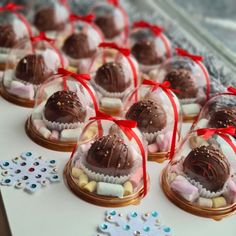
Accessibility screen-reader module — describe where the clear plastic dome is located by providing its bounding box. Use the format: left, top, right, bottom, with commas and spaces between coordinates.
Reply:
192, 87, 236, 133
156, 48, 210, 122
89, 0, 129, 45
0, 4, 32, 70
89, 42, 139, 116
64, 114, 148, 207
61, 14, 104, 74
25, 68, 98, 151
32, 0, 71, 42
124, 79, 182, 162
1, 34, 64, 107
129, 20, 171, 73
161, 128, 236, 220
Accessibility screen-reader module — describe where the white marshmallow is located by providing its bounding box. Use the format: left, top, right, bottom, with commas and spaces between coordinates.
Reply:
60, 127, 82, 141
101, 97, 122, 109
3, 70, 13, 87
182, 103, 201, 115
39, 127, 51, 139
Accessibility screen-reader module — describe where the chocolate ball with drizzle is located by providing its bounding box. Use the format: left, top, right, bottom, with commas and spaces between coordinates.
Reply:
183, 145, 230, 192
0, 24, 17, 48
44, 90, 86, 124
86, 134, 134, 177
126, 99, 167, 134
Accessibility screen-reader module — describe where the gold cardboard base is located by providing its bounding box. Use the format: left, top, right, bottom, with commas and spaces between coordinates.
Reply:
148, 151, 169, 163
183, 114, 197, 123
0, 82, 34, 108
25, 117, 76, 152
100, 106, 121, 117
161, 167, 236, 220
64, 162, 149, 207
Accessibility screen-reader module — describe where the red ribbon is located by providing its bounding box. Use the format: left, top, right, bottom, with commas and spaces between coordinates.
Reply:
31, 32, 55, 44
0, 3, 23, 12
228, 86, 236, 95
89, 110, 147, 196
142, 79, 179, 160
99, 42, 130, 56
133, 20, 163, 36
197, 127, 236, 152
107, 0, 119, 7
176, 48, 203, 62
69, 14, 95, 23
56, 68, 99, 112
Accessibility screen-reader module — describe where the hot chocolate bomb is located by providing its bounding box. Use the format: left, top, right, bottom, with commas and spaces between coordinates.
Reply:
86, 134, 134, 177
183, 145, 230, 192
0, 24, 17, 48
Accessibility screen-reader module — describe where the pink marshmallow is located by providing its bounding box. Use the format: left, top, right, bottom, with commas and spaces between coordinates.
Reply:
224, 179, 236, 204
171, 175, 199, 202
50, 130, 59, 140
33, 119, 45, 131
148, 143, 159, 153
130, 167, 143, 187
156, 132, 172, 152
9, 81, 34, 100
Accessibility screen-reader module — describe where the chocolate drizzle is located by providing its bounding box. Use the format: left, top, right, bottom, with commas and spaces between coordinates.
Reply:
94, 62, 130, 93
183, 145, 230, 192
126, 99, 167, 133
0, 24, 17, 48
208, 107, 236, 130
164, 69, 198, 99
86, 134, 134, 177
131, 40, 162, 65
44, 90, 86, 123
15, 54, 51, 85
62, 33, 96, 59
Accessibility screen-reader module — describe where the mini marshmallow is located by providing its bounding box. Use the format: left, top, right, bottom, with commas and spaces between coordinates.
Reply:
38, 127, 51, 139
168, 172, 177, 183
0, 53, 8, 63
83, 181, 97, 193
32, 119, 45, 131
130, 167, 143, 187
123, 181, 133, 196
101, 97, 122, 109
212, 197, 227, 208
171, 175, 199, 202
195, 118, 209, 129
97, 182, 124, 198
60, 127, 82, 141
50, 130, 59, 140
197, 197, 213, 208
78, 173, 89, 188
72, 167, 83, 179
156, 132, 172, 152
224, 179, 236, 204
148, 69, 158, 81
182, 103, 201, 115
3, 69, 13, 87
9, 81, 34, 100
148, 143, 158, 153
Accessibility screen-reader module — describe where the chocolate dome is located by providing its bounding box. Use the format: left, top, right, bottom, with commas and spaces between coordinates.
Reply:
208, 107, 236, 130
44, 90, 86, 124
183, 145, 230, 192
15, 54, 51, 85
126, 99, 167, 134
33, 7, 65, 32
86, 134, 134, 176
62, 33, 96, 59
95, 15, 122, 39
131, 40, 162, 65
164, 69, 198, 99
94, 62, 130, 93
0, 24, 17, 48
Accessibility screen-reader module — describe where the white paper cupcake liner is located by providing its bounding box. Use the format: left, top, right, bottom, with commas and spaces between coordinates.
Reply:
91, 79, 130, 99
186, 176, 228, 198
42, 111, 84, 131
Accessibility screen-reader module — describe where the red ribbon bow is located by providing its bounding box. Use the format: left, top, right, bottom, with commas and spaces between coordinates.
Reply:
107, 0, 119, 7
133, 20, 163, 36
69, 14, 95, 23
56, 68, 99, 112
176, 48, 203, 62
31, 32, 55, 44
89, 110, 147, 196
197, 127, 236, 152
142, 79, 179, 160
228, 86, 236, 95
0, 3, 23, 12
99, 42, 130, 56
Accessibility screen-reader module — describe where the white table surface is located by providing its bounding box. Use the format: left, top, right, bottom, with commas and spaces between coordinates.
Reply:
0, 96, 236, 236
